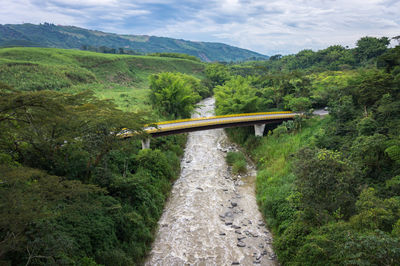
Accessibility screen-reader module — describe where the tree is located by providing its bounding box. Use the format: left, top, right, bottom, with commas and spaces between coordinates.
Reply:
204, 63, 231, 88
0, 89, 146, 182
350, 69, 394, 110
214, 76, 265, 115
294, 148, 360, 224
0, 165, 103, 263
283, 95, 311, 113
149, 72, 201, 119
355, 36, 390, 62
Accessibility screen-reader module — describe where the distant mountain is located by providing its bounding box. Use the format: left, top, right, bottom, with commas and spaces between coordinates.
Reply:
0, 23, 268, 62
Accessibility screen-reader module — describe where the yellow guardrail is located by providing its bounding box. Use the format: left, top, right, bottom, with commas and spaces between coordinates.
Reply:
119, 112, 297, 138
153, 111, 294, 126
145, 113, 296, 134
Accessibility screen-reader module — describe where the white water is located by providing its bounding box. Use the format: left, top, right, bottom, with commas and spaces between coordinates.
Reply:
146, 98, 277, 265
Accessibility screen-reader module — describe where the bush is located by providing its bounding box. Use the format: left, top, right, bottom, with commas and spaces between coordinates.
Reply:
226, 151, 246, 165
226, 151, 247, 174
232, 159, 247, 174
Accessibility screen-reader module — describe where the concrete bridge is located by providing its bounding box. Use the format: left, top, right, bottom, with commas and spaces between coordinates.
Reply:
121, 111, 298, 149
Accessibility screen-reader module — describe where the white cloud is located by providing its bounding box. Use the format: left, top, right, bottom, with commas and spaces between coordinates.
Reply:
0, 0, 398, 55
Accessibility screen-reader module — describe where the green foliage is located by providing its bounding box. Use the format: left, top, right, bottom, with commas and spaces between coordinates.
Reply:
349, 69, 394, 109
294, 148, 359, 224
204, 63, 231, 88
0, 165, 106, 264
284, 95, 311, 112
0, 47, 205, 112
378, 45, 400, 72
214, 76, 267, 115
0, 87, 186, 264
149, 72, 201, 119
232, 160, 247, 174
215, 36, 400, 265
226, 151, 247, 174
350, 188, 400, 233
355, 36, 390, 62
148, 52, 201, 62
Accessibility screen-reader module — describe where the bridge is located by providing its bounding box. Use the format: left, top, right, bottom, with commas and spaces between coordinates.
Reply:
121, 111, 298, 149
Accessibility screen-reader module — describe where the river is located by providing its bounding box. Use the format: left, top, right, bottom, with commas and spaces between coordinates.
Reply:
145, 98, 277, 265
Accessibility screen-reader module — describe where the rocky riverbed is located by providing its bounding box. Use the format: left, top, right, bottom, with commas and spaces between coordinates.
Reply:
145, 98, 277, 265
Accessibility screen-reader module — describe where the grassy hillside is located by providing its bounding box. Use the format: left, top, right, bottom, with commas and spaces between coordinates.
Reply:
0, 23, 268, 62
0, 47, 205, 112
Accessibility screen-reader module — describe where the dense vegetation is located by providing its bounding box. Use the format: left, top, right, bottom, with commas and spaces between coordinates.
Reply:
0, 23, 268, 62
1, 34, 400, 265
213, 37, 400, 264
0, 47, 206, 264
149, 71, 214, 119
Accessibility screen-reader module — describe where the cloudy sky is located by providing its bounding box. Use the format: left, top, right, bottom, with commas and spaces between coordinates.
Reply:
0, 0, 399, 55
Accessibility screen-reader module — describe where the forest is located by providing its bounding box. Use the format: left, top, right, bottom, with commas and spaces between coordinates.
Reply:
213, 36, 400, 265
1, 35, 400, 265
0, 49, 207, 265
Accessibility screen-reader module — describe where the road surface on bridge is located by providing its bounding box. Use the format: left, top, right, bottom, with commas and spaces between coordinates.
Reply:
144, 111, 297, 135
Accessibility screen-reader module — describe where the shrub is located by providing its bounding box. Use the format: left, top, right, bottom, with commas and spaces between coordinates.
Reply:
232, 159, 247, 174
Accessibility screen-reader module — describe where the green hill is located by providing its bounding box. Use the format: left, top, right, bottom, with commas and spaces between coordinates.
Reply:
0, 47, 205, 112
0, 23, 268, 62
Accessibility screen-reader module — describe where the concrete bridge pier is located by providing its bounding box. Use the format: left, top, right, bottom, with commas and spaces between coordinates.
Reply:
141, 138, 151, 149
254, 124, 266, 137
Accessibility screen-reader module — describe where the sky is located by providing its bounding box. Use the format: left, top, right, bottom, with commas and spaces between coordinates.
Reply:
0, 0, 399, 55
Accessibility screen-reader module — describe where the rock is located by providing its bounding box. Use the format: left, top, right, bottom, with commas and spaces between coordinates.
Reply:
219, 232, 226, 236
232, 262, 240, 265
231, 202, 238, 207
161, 224, 168, 227
232, 225, 241, 229
256, 254, 262, 260
237, 241, 246, 247
225, 211, 234, 218
262, 250, 268, 255
223, 188, 228, 192
258, 244, 264, 249
244, 231, 258, 237
237, 236, 246, 241
235, 230, 241, 234
196, 187, 203, 191
253, 260, 261, 264
225, 221, 233, 226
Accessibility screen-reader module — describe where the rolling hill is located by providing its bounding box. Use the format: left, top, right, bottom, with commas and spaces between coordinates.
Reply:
0, 23, 268, 62
0, 47, 205, 112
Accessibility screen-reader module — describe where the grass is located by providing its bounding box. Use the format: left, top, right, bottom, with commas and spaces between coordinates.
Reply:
0, 47, 205, 112
226, 151, 247, 174
249, 117, 329, 231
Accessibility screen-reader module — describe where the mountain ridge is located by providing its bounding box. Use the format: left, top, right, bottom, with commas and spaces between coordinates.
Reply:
0, 23, 268, 62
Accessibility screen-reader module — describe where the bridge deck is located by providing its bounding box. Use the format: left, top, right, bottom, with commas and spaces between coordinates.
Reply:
146, 111, 296, 135
119, 111, 297, 138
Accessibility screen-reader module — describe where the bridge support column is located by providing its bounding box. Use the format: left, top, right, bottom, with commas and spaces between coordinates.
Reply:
141, 138, 151, 149
254, 124, 266, 137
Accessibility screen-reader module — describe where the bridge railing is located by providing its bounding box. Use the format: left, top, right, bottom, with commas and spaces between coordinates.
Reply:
154, 111, 294, 126
145, 112, 296, 134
